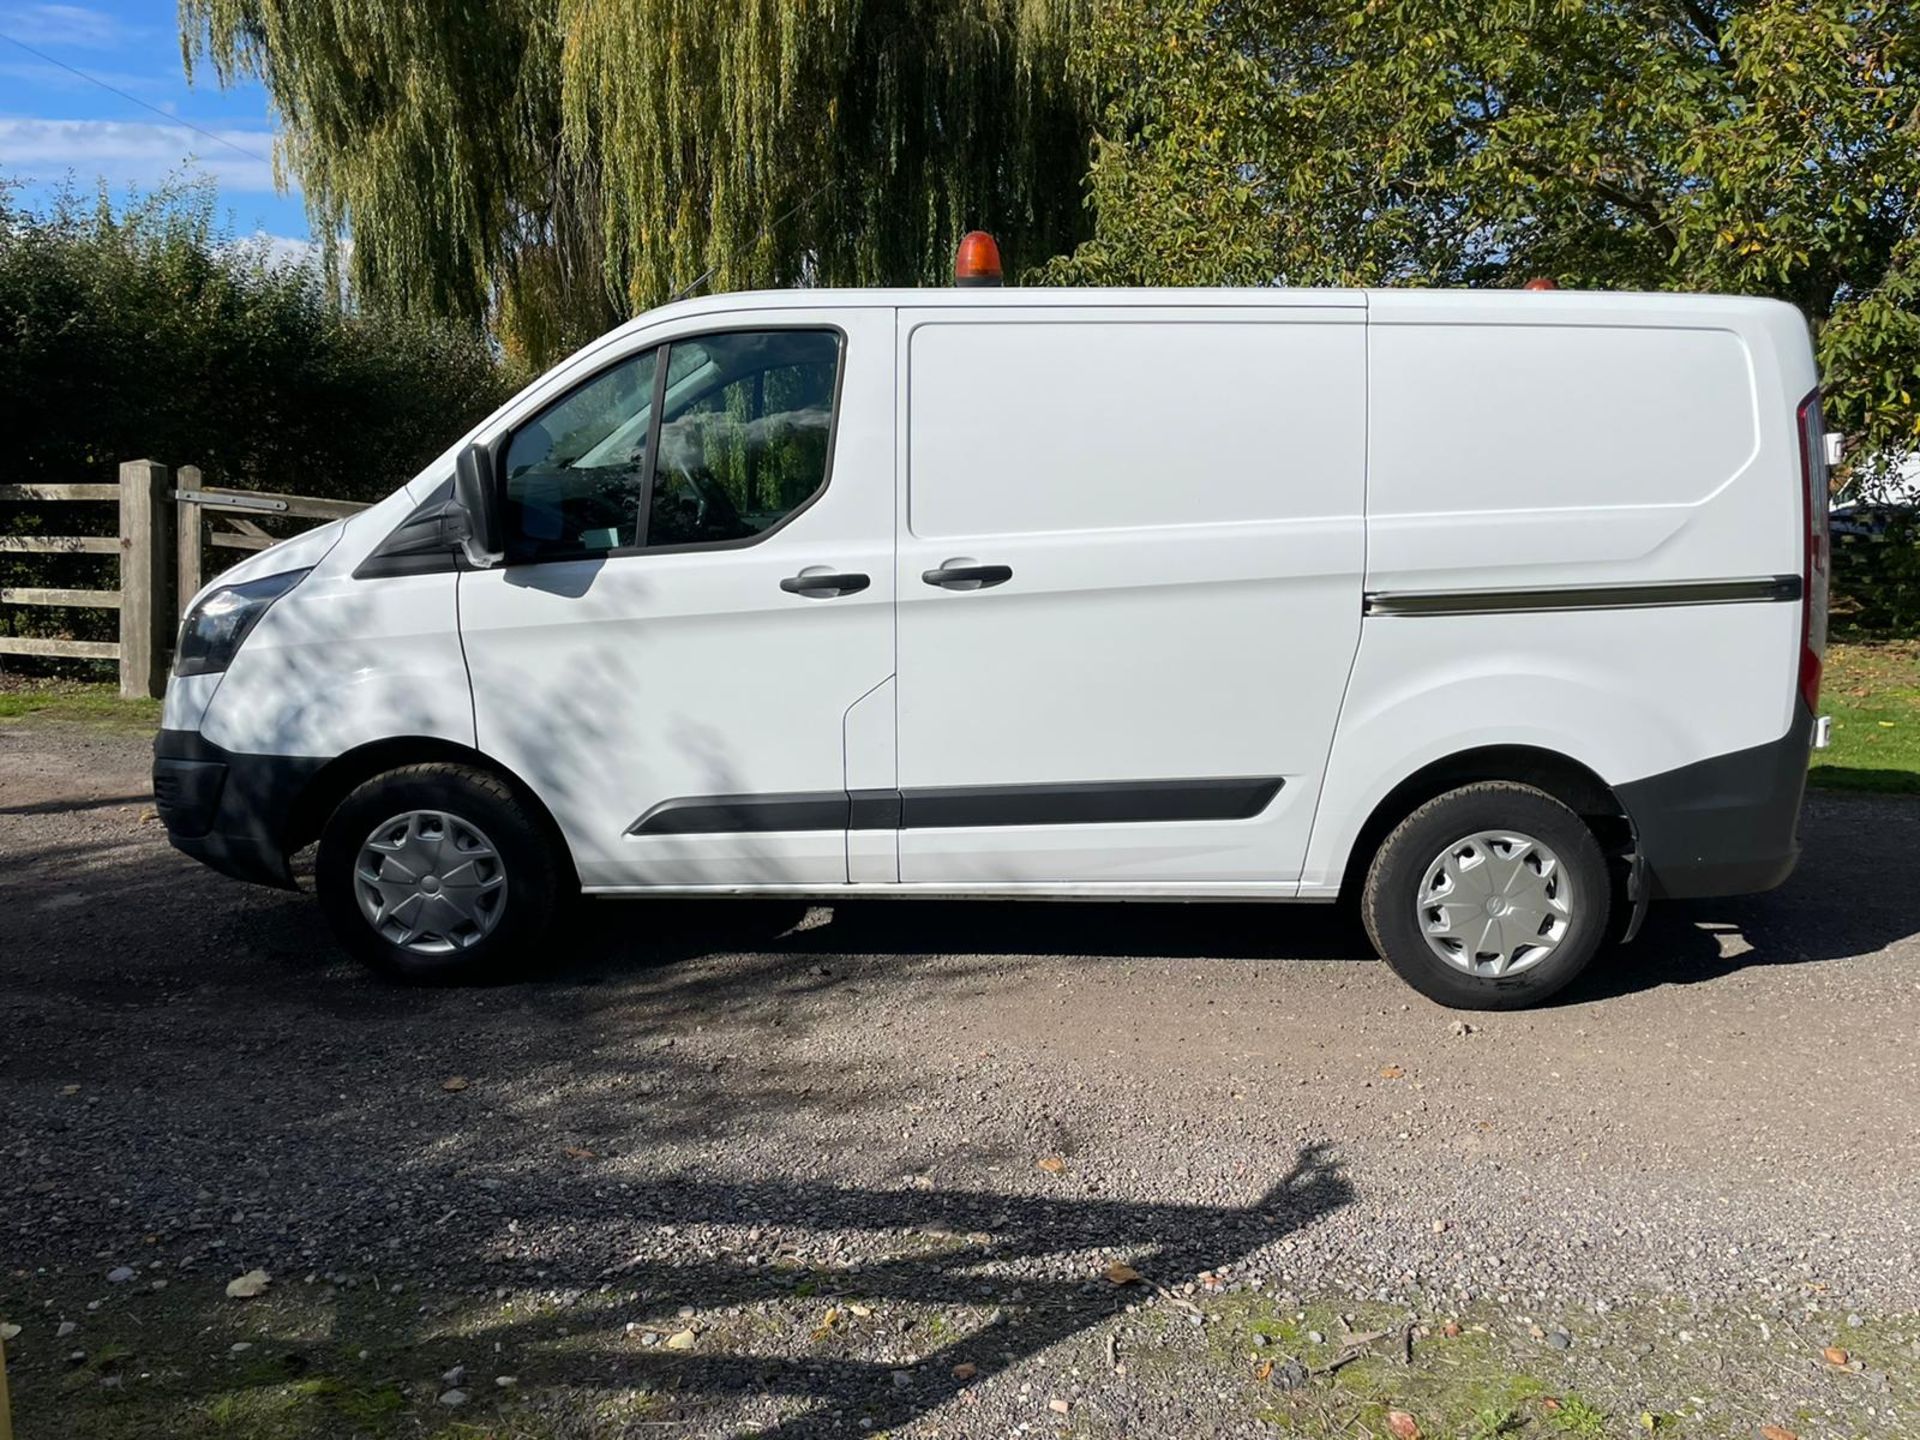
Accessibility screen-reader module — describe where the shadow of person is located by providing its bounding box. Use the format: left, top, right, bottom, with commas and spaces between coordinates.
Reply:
596, 1146, 1354, 1436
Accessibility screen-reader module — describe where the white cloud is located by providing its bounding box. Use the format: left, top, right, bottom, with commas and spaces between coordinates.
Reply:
247, 231, 323, 269
0, 3, 124, 48
0, 116, 283, 194
226, 230, 351, 272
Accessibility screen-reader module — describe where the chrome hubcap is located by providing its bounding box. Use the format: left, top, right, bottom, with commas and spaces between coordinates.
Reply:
354, 810, 507, 954
1417, 830, 1573, 977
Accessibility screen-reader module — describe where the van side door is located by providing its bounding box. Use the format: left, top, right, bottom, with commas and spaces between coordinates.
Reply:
457, 307, 895, 890
891, 303, 1366, 890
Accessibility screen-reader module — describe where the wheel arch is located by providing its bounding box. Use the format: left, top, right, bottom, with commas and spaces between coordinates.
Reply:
285, 736, 579, 889
1334, 744, 1634, 903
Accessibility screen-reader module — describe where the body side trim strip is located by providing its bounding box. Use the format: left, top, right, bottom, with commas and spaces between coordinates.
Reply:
1363, 574, 1801, 618
627, 776, 1285, 837
628, 791, 849, 836
899, 775, 1282, 829
848, 788, 903, 831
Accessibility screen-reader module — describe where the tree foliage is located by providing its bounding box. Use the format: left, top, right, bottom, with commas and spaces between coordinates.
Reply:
1046, 0, 1920, 478
0, 184, 516, 499
181, 0, 1092, 365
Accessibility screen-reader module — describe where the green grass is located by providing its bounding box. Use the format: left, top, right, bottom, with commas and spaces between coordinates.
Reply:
1812, 638, 1920, 794
1192, 1295, 1917, 1440
203, 1376, 408, 1436
0, 679, 161, 727
1466, 1406, 1524, 1440
1547, 1394, 1612, 1438
1201, 1300, 1558, 1437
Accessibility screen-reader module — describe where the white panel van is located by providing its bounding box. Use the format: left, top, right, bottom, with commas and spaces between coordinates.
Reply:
153, 282, 1830, 1009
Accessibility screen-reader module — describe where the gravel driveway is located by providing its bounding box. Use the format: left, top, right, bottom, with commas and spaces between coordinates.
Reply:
2, 718, 1917, 1439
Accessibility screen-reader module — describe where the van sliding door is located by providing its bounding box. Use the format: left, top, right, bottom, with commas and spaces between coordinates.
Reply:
890, 305, 1367, 891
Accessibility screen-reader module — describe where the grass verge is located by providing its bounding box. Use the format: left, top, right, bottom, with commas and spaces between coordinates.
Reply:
1813, 638, 1920, 794
0, 677, 161, 728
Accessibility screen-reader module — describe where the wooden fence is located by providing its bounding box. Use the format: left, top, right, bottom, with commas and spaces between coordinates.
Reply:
0, 460, 171, 698
175, 476, 367, 611
0, 461, 368, 699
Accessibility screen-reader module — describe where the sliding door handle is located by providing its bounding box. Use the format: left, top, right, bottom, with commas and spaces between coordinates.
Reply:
780, 570, 870, 599
922, 561, 1013, 591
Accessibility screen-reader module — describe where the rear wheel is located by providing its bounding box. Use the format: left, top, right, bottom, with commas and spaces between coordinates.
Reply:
317, 763, 563, 982
1361, 782, 1610, 1009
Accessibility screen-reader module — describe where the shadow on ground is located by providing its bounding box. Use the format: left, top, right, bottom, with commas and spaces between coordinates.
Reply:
5, 1151, 1350, 1436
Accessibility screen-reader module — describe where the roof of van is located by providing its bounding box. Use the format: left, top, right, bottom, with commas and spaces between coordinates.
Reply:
628, 285, 1361, 321
604, 283, 1805, 338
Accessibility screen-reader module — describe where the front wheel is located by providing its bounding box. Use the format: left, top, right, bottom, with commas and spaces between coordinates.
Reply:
1361, 782, 1611, 1010
316, 763, 564, 982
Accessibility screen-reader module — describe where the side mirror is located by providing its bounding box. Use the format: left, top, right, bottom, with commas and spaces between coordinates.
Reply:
452, 440, 505, 568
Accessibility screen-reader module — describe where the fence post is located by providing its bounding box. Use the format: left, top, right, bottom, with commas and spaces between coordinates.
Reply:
176, 464, 203, 619
118, 459, 172, 699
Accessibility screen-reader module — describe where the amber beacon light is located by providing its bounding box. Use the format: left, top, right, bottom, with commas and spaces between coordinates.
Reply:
954, 231, 1004, 287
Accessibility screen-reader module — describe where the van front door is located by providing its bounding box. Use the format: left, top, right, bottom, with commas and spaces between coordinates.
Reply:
892, 306, 1367, 891
458, 308, 895, 890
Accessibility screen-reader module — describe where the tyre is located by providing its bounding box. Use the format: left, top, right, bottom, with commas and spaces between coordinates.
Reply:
1361, 781, 1611, 1010
316, 763, 565, 982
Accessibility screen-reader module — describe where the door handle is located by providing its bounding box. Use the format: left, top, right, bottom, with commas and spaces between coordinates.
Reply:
780, 570, 870, 599
922, 562, 1013, 591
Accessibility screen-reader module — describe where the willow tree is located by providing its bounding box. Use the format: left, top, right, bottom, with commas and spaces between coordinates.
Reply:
181, 0, 1090, 363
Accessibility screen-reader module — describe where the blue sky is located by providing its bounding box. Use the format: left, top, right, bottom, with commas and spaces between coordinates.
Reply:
0, 0, 309, 243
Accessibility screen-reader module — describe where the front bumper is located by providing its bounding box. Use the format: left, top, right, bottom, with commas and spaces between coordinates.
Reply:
153, 729, 326, 889
1616, 701, 1816, 900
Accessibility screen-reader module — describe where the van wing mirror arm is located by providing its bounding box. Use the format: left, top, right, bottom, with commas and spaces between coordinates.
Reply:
452, 439, 506, 568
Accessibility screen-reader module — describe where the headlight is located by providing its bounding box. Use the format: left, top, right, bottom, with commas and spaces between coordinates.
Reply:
174, 569, 310, 678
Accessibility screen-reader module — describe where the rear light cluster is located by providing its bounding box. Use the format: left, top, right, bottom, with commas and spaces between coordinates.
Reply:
1795, 389, 1830, 711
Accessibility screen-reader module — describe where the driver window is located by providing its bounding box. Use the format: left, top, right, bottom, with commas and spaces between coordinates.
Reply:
647, 330, 840, 549
502, 347, 658, 563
